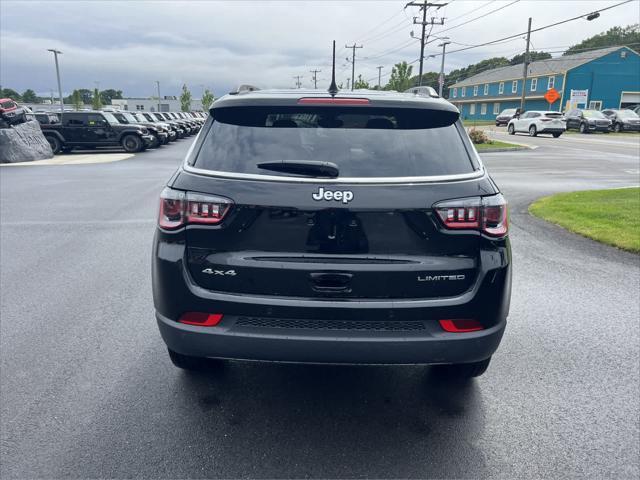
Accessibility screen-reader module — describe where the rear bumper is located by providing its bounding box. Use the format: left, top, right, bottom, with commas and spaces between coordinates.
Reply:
157, 312, 506, 365
539, 127, 565, 134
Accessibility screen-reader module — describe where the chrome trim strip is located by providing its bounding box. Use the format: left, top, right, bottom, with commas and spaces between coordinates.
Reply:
182, 162, 486, 184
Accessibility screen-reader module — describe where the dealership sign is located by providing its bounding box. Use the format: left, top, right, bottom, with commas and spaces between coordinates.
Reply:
570, 89, 589, 106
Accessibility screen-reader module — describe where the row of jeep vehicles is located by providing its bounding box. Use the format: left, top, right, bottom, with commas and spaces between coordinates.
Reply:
494, 106, 640, 137
38, 110, 207, 154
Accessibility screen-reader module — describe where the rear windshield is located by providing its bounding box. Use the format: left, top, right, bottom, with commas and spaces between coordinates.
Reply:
194, 106, 475, 178
544, 112, 563, 118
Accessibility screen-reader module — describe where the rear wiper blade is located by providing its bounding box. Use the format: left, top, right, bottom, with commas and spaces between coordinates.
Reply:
256, 160, 339, 178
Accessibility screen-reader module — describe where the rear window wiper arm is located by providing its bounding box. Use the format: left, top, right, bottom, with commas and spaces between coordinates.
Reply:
257, 160, 339, 178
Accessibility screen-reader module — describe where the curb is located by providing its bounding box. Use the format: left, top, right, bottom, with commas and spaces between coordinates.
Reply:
476, 145, 532, 153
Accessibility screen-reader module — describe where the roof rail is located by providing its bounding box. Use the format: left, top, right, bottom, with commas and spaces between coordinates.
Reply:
229, 84, 260, 95
404, 86, 439, 98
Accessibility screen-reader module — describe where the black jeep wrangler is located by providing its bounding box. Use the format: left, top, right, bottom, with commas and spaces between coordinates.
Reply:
41, 111, 155, 154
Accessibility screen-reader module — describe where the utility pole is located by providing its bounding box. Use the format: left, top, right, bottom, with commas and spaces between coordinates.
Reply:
346, 78, 350, 90
345, 43, 363, 91
406, 1, 445, 86
437, 39, 451, 97
47, 49, 64, 115
376, 66, 384, 89
520, 17, 532, 114
309, 69, 321, 89
155, 81, 161, 112
293, 75, 303, 88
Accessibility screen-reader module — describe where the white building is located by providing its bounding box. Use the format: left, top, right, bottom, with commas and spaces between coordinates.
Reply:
111, 96, 204, 112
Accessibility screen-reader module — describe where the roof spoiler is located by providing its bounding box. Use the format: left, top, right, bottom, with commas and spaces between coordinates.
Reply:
404, 86, 439, 98
229, 84, 260, 95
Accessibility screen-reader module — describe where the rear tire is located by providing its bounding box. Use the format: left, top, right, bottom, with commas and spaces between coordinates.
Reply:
168, 349, 225, 372
432, 357, 491, 379
579, 122, 588, 134
552, 132, 562, 138
529, 125, 537, 137
46, 135, 62, 154
507, 124, 515, 135
121, 134, 144, 153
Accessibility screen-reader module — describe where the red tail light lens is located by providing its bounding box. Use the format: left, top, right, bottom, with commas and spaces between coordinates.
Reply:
434, 194, 508, 238
179, 312, 223, 326
158, 187, 232, 230
439, 319, 483, 333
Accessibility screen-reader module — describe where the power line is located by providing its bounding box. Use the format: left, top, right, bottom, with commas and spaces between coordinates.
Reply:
430, 0, 520, 37
406, 1, 446, 86
356, 6, 406, 43
445, 0, 496, 23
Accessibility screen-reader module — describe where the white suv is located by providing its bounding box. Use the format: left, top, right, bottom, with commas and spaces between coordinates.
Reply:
507, 110, 566, 138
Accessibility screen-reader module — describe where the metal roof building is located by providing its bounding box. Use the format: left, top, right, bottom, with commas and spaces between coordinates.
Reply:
447, 46, 640, 121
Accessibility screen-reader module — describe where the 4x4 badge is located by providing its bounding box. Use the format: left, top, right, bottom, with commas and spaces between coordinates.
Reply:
312, 187, 354, 204
202, 268, 237, 276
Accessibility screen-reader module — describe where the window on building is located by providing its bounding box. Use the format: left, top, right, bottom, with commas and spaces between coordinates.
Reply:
493, 102, 500, 114
512, 80, 518, 93
453, 87, 457, 98
470, 103, 476, 115
589, 100, 602, 110
499, 82, 504, 94
530, 78, 537, 91
481, 103, 487, 115
461, 87, 466, 98
547, 76, 555, 89
484, 84, 489, 95
473, 85, 478, 96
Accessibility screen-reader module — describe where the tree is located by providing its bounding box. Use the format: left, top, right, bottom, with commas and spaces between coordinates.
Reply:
100, 89, 123, 105
71, 90, 83, 110
353, 74, 370, 89
201, 88, 215, 110
21, 89, 39, 103
411, 71, 439, 90
180, 84, 192, 112
384, 61, 413, 91
564, 24, 639, 55
92, 88, 102, 110
1, 88, 21, 101
510, 51, 551, 65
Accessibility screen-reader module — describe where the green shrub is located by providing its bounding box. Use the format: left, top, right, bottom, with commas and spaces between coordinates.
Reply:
468, 128, 489, 144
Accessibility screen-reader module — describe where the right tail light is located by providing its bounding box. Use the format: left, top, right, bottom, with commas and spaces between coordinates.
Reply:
158, 187, 232, 230
434, 194, 508, 238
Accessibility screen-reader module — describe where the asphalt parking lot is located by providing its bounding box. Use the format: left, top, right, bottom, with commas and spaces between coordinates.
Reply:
1, 134, 639, 478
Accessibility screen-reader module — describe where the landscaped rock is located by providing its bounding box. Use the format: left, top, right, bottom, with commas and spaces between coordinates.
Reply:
0, 120, 53, 163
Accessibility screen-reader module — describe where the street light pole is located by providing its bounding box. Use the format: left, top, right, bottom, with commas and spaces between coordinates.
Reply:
155, 81, 161, 112
437, 39, 450, 97
377, 66, 384, 89
47, 49, 64, 116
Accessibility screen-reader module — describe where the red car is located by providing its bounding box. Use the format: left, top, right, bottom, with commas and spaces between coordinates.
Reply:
0, 98, 27, 126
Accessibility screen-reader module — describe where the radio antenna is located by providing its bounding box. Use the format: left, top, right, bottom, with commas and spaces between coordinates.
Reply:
328, 40, 338, 96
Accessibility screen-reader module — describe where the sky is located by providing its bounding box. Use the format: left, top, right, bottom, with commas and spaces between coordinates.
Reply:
0, 0, 637, 99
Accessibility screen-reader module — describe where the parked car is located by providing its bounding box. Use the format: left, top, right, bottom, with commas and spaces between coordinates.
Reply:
131, 112, 177, 142
564, 108, 611, 133
507, 110, 565, 137
41, 111, 155, 154
35, 112, 60, 125
0, 98, 27, 127
150, 112, 187, 138
111, 111, 168, 147
152, 88, 511, 378
495, 108, 518, 126
601, 109, 640, 132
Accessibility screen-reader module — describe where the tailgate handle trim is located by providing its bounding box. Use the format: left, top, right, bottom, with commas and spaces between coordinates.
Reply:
310, 272, 353, 292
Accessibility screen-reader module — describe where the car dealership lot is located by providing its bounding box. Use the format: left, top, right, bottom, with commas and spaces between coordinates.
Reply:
1, 136, 639, 478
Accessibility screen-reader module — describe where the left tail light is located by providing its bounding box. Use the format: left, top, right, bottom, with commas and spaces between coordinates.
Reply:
434, 194, 508, 238
158, 187, 232, 230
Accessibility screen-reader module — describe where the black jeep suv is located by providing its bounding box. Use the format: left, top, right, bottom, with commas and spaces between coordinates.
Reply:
41, 111, 154, 153
152, 89, 511, 378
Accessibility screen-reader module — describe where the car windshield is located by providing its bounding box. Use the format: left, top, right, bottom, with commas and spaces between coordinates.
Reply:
583, 110, 606, 119
501, 109, 516, 115
618, 110, 639, 118
122, 112, 139, 123
194, 106, 475, 178
101, 112, 120, 125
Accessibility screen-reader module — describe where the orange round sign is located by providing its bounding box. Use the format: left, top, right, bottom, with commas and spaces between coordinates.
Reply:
544, 88, 560, 104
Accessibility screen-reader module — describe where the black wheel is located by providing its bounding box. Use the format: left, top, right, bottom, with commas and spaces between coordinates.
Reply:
45, 135, 62, 154
432, 357, 491, 379
579, 122, 588, 134
528, 125, 537, 137
121, 134, 144, 153
168, 348, 224, 372
507, 124, 515, 135
552, 132, 562, 138
613, 123, 622, 133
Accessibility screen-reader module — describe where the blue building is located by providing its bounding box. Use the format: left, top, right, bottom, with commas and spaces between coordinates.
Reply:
448, 46, 640, 120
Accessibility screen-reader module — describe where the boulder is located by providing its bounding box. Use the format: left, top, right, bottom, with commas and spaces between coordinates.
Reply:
0, 120, 53, 163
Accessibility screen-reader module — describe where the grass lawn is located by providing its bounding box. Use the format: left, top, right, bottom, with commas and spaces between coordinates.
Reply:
462, 119, 496, 126
474, 140, 523, 150
529, 187, 640, 253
